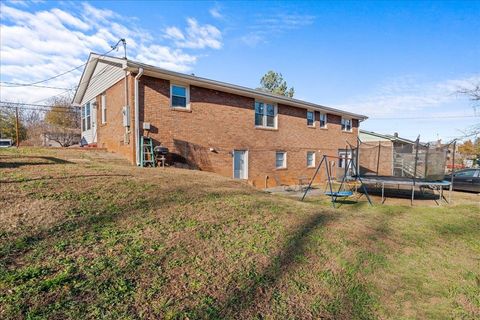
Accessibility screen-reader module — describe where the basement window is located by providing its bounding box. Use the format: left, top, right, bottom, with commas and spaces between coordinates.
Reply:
255, 101, 277, 128
341, 117, 352, 132
171, 84, 189, 109
276, 151, 287, 169
320, 113, 327, 128
307, 111, 314, 127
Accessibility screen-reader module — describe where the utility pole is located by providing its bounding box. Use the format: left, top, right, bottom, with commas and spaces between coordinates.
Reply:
122, 38, 127, 59
15, 106, 19, 148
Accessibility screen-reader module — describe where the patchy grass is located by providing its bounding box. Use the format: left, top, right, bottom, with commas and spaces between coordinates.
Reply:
0, 147, 479, 319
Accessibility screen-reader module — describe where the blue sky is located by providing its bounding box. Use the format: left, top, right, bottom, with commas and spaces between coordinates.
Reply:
1, 0, 479, 142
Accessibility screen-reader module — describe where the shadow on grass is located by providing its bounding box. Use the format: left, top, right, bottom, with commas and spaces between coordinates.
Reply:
189, 207, 391, 318
0, 156, 73, 169
333, 199, 358, 205
192, 212, 337, 317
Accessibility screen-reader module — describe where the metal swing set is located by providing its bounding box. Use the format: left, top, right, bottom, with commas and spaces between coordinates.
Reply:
301, 147, 373, 208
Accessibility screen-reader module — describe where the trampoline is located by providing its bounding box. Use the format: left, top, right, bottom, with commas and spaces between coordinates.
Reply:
358, 175, 451, 205
302, 135, 457, 206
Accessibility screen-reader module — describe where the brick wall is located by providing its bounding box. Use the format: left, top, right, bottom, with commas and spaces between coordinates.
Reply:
128, 75, 360, 188
95, 76, 136, 163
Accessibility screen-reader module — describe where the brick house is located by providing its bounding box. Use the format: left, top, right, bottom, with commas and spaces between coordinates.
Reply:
73, 53, 367, 188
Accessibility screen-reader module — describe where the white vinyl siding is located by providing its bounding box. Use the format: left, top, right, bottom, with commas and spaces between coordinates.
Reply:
276, 151, 287, 169
81, 61, 124, 105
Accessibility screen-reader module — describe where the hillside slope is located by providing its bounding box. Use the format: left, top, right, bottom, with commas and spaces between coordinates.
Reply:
0, 148, 478, 319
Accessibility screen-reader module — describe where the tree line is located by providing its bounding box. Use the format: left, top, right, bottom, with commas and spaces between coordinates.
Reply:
0, 96, 81, 147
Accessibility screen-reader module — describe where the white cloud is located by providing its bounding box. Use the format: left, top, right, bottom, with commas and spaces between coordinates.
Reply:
164, 26, 185, 41
240, 33, 264, 47
136, 45, 197, 73
51, 8, 90, 31
336, 75, 480, 118
165, 18, 222, 49
209, 5, 223, 19
240, 12, 315, 47
81, 2, 117, 21
0, 3, 223, 103
6, 0, 34, 7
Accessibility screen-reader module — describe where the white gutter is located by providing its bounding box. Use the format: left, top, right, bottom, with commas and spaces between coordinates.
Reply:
125, 61, 368, 121
134, 68, 144, 166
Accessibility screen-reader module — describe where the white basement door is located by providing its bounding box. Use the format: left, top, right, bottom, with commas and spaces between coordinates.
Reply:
233, 150, 247, 179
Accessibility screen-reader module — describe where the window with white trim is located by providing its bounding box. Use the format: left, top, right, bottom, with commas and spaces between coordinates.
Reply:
255, 101, 277, 128
101, 93, 107, 124
307, 110, 314, 126
320, 113, 327, 128
341, 118, 352, 132
276, 151, 287, 169
171, 84, 189, 108
82, 102, 91, 131
307, 151, 315, 167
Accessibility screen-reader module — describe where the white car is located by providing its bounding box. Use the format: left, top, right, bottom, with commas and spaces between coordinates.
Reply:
0, 139, 13, 148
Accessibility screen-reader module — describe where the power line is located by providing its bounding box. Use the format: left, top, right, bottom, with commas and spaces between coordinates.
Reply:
0, 101, 77, 108
1, 39, 125, 88
30, 64, 113, 104
31, 87, 76, 104
0, 82, 71, 90
0, 64, 112, 107
3, 64, 87, 87
0, 105, 78, 114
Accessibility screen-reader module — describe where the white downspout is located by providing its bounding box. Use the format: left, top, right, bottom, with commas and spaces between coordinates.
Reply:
134, 68, 144, 166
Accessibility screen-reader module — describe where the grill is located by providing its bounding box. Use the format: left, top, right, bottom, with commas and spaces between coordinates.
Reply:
153, 146, 169, 156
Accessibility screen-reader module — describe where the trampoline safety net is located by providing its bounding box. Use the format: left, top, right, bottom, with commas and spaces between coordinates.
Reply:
358, 140, 449, 181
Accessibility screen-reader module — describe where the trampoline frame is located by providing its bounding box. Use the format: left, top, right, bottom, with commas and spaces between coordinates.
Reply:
357, 175, 451, 205
302, 137, 457, 206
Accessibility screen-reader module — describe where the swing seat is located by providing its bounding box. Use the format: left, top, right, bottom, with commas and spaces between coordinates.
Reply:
324, 191, 353, 197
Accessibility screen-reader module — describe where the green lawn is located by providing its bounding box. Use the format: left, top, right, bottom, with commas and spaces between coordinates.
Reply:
0, 147, 479, 319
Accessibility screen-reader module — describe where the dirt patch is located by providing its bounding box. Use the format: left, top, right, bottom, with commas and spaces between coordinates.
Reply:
0, 197, 69, 232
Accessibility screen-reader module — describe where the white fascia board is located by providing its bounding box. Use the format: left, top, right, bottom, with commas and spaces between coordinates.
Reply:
74, 54, 367, 120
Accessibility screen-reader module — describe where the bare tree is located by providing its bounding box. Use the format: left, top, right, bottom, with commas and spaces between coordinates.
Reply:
458, 81, 480, 137
458, 82, 480, 102
22, 109, 47, 146
44, 95, 81, 147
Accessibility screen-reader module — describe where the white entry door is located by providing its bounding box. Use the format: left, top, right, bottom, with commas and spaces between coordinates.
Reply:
233, 150, 248, 179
